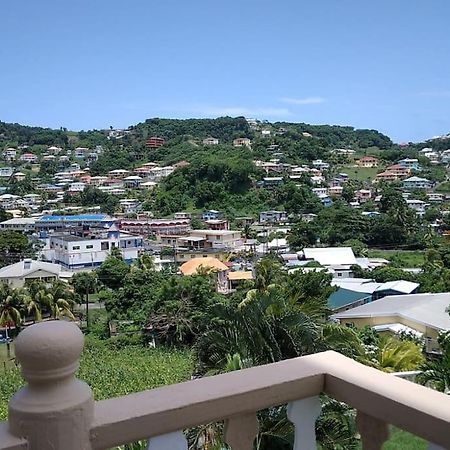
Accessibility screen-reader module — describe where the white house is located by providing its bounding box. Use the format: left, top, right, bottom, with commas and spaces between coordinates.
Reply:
0, 259, 73, 288
402, 176, 431, 190
0, 167, 13, 178
46, 227, 144, 269
406, 199, 428, 215
312, 159, 330, 171
202, 137, 219, 145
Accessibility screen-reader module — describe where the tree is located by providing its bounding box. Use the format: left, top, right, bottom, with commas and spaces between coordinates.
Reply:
0, 231, 34, 266
418, 332, 450, 393
96, 254, 130, 290
0, 284, 21, 357
287, 221, 317, 250
375, 337, 424, 373
71, 272, 98, 330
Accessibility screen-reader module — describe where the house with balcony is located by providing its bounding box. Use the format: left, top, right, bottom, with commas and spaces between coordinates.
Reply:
19, 153, 38, 163
312, 159, 330, 171
35, 214, 116, 232
398, 158, 421, 171
356, 189, 372, 203
233, 137, 251, 147
328, 186, 343, 197
202, 210, 220, 221
262, 176, 283, 188
406, 199, 428, 215
123, 175, 143, 188
402, 176, 431, 190
259, 210, 288, 224
0, 167, 13, 178
204, 219, 229, 231
188, 229, 243, 249
120, 217, 190, 236
45, 227, 144, 269
3, 147, 17, 161
357, 156, 379, 167
202, 137, 219, 145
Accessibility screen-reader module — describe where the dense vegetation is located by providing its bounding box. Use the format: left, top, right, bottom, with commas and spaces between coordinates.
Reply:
0, 337, 193, 421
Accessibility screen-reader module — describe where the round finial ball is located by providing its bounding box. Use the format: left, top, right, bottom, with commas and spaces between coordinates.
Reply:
15, 321, 84, 382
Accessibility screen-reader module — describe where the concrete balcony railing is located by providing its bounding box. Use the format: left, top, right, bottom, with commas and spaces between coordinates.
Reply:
1, 322, 450, 450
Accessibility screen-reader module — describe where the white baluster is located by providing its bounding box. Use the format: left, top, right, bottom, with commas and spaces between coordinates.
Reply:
147, 431, 188, 450
287, 396, 321, 450
224, 413, 259, 450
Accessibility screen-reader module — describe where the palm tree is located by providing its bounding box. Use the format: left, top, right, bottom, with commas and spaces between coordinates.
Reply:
375, 337, 424, 373
133, 253, 155, 272
0, 283, 22, 357
46, 281, 75, 320
418, 352, 450, 393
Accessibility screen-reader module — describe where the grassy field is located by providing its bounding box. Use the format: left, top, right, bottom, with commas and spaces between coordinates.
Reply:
367, 249, 425, 268
0, 338, 193, 421
341, 165, 381, 182
383, 428, 426, 449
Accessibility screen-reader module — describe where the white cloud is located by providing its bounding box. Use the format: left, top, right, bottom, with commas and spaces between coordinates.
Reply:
279, 96, 326, 105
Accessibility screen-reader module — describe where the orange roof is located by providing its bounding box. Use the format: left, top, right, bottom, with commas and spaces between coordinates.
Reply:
227, 271, 254, 281
180, 257, 228, 275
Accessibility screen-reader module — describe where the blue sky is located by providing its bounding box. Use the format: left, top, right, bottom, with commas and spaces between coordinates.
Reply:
1, 0, 450, 142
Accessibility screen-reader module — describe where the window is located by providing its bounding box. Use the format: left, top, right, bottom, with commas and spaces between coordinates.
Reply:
86, 244, 93, 249
101, 242, 109, 251
72, 246, 80, 250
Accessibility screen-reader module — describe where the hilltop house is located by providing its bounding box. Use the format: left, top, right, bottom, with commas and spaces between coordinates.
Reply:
402, 176, 431, 190
0, 259, 73, 288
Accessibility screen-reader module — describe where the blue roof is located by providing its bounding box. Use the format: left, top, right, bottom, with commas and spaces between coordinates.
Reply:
328, 288, 372, 310
37, 214, 110, 222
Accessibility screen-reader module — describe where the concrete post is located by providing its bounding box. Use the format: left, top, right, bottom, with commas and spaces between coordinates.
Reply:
8, 321, 94, 450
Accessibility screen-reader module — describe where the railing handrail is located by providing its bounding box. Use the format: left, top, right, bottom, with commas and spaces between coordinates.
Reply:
90, 351, 450, 449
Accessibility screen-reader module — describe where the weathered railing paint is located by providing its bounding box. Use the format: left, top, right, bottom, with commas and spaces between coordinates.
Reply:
2, 321, 450, 450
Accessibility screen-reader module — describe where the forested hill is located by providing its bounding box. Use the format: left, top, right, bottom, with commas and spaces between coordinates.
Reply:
2, 117, 448, 171
1, 117, 394, 149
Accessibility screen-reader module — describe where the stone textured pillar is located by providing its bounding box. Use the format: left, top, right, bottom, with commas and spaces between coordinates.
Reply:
8, 321, 94, 450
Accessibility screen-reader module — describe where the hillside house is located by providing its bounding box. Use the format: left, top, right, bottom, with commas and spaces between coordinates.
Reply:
398, 158, 421, 171
3, 148, 17, 161
233, 138, 251, 147
202, 137, 219, 145
202, 210, 220, 221
312, 159, 329, 171
123, 176, 143, 188
406, 199, 428, 215
259, 210, 288, 224
146, 137, 165, 148
402, 176, 431, 190
19, 153, 37, 162
357, 156, 379, 168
